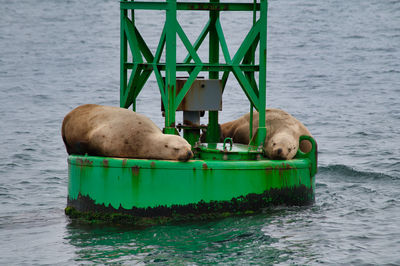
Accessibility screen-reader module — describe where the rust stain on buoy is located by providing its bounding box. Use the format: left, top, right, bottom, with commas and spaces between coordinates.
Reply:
131, 166, 140, 176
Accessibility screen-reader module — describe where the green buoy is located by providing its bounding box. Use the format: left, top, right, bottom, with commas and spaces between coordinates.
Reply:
66, 0, 317, 225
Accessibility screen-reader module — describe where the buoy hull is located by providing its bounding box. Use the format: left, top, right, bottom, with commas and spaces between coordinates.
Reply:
66, 155, 315, 225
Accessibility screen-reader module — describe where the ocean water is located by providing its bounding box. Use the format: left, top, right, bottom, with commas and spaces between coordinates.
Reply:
1, 0, 400, 264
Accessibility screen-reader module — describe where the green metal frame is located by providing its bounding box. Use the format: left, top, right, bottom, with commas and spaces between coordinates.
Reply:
120, 0, 268, 146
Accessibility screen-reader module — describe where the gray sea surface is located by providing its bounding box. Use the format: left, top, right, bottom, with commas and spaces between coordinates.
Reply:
1, 0, 400, 264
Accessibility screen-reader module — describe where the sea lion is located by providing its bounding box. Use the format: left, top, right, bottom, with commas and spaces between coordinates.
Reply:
61, 104, 193, 161
220, 108, 314, 160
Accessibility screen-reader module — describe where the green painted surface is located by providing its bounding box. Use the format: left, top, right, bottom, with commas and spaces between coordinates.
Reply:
68, 154, 315, 210
195, 142, 260, 161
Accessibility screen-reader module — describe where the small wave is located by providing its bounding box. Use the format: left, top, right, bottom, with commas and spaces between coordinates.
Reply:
33, 94, 52, 101
318, 164, 396, 180
306, 74, 328, 79
2, 162, 21, 169
342, 35, 365, 40
351, 131, 372, 137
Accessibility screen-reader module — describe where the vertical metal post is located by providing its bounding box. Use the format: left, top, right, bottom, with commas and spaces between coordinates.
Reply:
248, 0, 257, 140
164, 0, 177, 134
183, 111, 201, 146
120, 3, 127, 108
131, 0, 137, 111
249, 105, 253, 139
256, 0, 267, 146
206, 0, 221, 143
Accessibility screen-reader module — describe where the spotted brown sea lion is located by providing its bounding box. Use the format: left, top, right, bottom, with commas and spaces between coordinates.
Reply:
62, 104, 193, 161
221, 108, 314, 160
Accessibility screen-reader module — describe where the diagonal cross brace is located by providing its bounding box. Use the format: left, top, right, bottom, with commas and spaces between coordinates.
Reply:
174, 20, 203, 110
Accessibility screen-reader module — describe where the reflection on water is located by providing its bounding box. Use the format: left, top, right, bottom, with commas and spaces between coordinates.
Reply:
65, 212, 287, 264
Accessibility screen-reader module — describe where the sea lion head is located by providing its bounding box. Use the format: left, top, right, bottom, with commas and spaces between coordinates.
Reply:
265, 132, 298, 160
160, 134, 193, 162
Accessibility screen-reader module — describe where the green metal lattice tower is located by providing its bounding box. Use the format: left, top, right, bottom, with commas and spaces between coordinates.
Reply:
120, 0, 268, 147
